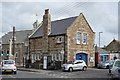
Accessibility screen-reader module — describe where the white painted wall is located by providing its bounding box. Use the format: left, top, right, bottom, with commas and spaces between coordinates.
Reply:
110, 53, 120, 60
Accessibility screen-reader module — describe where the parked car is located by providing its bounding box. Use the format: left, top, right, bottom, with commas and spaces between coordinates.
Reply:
1, 60, 17, 74
97, 60, 114, 69
110, 59, 120, 79
61, 60, 87, 72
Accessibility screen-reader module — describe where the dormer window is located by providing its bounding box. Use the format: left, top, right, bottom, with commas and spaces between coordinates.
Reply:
56, 37, 63, 43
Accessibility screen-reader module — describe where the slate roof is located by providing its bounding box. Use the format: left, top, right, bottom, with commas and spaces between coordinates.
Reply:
95, 46, 108, 53
30, 16, 77, 38
105, 39, 120, 52
2, 30, 32, 44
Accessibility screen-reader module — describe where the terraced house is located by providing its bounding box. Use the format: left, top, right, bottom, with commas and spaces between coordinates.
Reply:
29, 9, 95, 69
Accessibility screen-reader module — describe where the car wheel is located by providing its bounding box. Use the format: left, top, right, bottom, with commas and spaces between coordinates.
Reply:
83, 66, 87, 71
14, 71, 17, 74
69, 67, 73, 72
2, 72, 4, 74
61, 69, 65, 72
106, 65, 109, 69
97, 67, 100, 69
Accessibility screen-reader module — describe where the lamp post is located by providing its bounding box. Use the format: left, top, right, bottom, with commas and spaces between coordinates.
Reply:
99, 32, 103, 48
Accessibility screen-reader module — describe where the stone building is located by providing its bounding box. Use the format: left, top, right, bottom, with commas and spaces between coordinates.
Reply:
29, 9, 95, 68
1, 30, 32, 66
105, 39, 120, 60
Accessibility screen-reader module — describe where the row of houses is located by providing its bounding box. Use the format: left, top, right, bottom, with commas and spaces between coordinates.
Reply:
1, 9, 120, 69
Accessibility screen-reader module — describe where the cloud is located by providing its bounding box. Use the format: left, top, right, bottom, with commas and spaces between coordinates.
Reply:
1, 2, 118, 47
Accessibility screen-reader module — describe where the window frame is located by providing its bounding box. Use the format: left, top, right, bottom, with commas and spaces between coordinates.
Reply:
56, 37, 63, 43
76, 32, 81, 44
82, 33, 87, 44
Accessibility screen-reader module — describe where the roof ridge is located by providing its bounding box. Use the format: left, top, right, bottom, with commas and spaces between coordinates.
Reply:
8, 30, 32, 33
51, 16, 78, 22
1, 29, 32, 38
15, 30, 32, 32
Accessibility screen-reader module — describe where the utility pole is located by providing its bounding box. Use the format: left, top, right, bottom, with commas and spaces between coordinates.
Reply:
12, 26, 15, 60
99, 32, 103, 48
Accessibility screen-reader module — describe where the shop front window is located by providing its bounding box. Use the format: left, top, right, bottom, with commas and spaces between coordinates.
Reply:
100, 56, 103, 62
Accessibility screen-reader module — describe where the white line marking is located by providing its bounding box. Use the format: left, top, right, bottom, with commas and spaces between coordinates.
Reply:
9, 75, 16, 78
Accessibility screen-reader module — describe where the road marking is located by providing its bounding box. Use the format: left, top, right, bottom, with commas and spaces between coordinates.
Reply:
9, 75, 16, 78
45, 73, 69, 78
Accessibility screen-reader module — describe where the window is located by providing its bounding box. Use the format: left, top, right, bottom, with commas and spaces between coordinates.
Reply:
15, 44, 19, 48
54, 53, 59, 61
55, 53, 58, 61
100, 56, 103, 62
39, 54, 41, 60
56, 37, 63, 43
114, 61, 120, 67
76, 33, 81, 44
7, 50, 9, 55
15, 52, 18, 58
31, 54, 34, 63
2, 51, 3, 55
35, 54, 37, 60
52, 54, 55, 61
58, 53, 63, 61
36, 54, 39, 60
4, 61, 14, 64
82, 33, 87, 44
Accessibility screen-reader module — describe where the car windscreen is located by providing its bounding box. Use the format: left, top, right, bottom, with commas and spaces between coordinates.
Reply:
4, 61, 14, 64
114, 61, 120, 67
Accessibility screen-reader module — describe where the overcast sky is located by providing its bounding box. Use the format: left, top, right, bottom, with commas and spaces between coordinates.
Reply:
0, 1, 119, 47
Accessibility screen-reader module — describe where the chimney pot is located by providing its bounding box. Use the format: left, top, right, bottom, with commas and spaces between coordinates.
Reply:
45, 9, 49, 14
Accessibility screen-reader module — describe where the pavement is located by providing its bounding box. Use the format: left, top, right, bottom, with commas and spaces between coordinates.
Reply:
17, 67, 99, 73
17, 67, 59, 73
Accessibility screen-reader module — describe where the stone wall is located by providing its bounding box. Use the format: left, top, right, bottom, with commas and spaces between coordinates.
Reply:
2, 43, 28, 66
29, 13, 95, 67
66, 13, 95, 67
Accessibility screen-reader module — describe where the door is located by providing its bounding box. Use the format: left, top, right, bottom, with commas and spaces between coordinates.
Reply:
73, 61, 83, 70
76, 53, 87, 64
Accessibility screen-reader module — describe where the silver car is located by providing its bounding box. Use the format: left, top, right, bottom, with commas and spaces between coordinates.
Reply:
110, 59, 120, 79
1, 60, 17, 74
61, 60, 87, 72
97, 60, 114, 69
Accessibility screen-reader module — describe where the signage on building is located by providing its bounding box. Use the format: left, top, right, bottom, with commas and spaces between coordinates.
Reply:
90, 57, 94, 62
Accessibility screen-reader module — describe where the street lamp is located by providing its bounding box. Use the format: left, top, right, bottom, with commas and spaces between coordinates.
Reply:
99, 32, 103, 48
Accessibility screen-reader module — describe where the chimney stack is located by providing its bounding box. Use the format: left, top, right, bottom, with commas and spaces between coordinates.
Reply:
43, 9, 51, 36
42, 9, 51, 54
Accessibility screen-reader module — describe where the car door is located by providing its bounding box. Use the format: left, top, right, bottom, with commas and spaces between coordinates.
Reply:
73, 61, 79, 70
73, 61, 83, 70
77, 61, 84, 69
